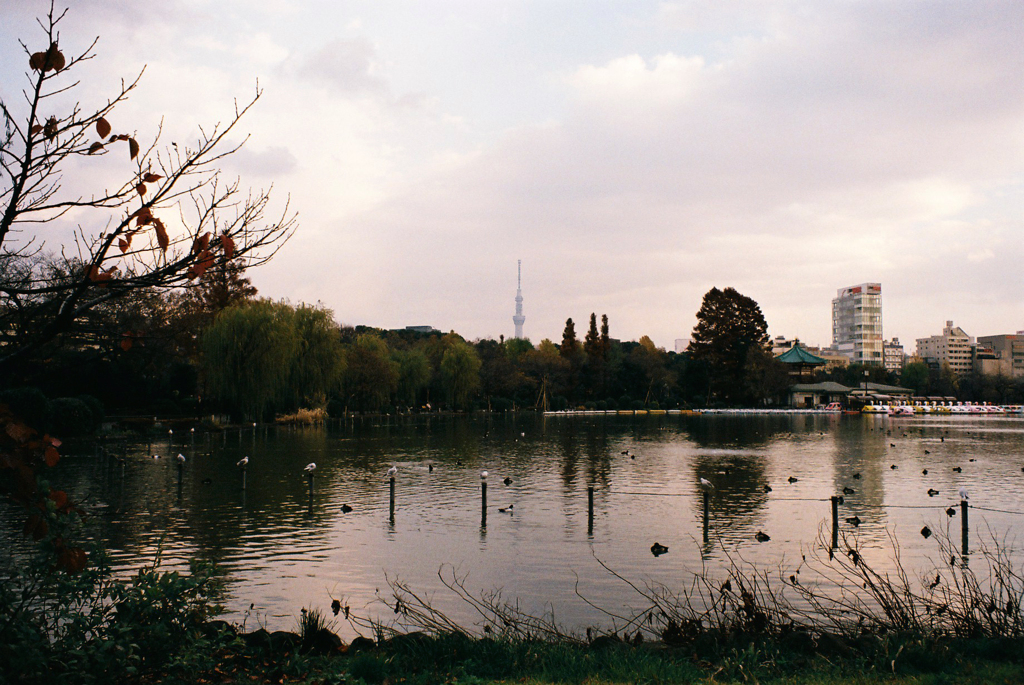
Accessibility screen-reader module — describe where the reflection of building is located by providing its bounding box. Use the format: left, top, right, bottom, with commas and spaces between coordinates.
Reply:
883, 338, 905, 374
512, 260, 525, 339
916, 321, 973, 374
832, 283, 883, 365
976, 332, 1024, 378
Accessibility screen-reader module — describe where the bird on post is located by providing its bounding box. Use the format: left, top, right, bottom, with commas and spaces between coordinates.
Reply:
176, 453, 186, 465
386, 465, 398, 479
237, 456, 249, 468
304, 462, 316, 474
699, 478, 714, 491
958, 486, 969, 501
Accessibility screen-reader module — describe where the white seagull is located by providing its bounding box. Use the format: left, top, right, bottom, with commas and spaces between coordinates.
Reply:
386, 465, 398, 478
958, 486, 969, 501
176, 453, 186, 464
304, 462, 316, 474
237, 456, 249, 467
699, 478, 714, 491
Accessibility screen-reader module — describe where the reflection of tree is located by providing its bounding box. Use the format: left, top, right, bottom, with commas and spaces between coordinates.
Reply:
684, 415, 795, 448
831, 418, 887, 520
691, 451, 769, 534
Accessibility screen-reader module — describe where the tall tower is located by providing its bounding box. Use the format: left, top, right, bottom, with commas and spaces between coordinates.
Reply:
512, 260, 525, 339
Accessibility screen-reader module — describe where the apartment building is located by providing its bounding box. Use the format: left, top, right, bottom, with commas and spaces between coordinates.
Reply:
832, 283, 883, 365
976, 332, 1024, 378
916, 321, 973, 374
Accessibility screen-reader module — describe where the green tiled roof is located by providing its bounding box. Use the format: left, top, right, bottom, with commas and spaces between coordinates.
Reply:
776, 344, 827, 365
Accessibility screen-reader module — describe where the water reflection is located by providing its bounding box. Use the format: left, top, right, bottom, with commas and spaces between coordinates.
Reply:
8, 412, 1022, 633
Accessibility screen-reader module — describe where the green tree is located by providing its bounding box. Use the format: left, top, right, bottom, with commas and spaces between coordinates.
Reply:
200, 300, 298, 421
393, 347, 431, 408
560, 318, 580, 359
439, 335, 482, 410
287, 304, 345, 409
688, 287, 770, 404
901, 361, 929, 396
743, 346, 790, 405
343, 334, 399, 412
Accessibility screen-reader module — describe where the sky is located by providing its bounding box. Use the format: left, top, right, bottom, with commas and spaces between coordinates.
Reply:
3, 1, 1022, 350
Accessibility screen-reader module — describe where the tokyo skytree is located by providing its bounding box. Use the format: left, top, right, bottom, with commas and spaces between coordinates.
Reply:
513, 260, 525, 339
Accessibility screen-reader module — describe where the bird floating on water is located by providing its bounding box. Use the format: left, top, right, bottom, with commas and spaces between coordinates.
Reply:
503, 476, 513, 486
927, 488, 940, 497
237, 456, 249, 468
846, 516, 862, 527
763, 484, 772, 493
946, 507, 957, 517
650, 542, 669, 556
843, 487, 855, 495
498, 504, 514, 513
852, 473, 861, 479
921, 525, 932, 539
952, 466, 962, 473
922, 469, 928, 475
755, 531, 771, 543
341, 504, 353, 513
428, 463, 434, 472
788, 476, 798, 483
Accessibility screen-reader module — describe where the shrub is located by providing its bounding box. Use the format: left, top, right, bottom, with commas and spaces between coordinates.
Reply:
47, 397, 96, 436
0, 386, 49, 428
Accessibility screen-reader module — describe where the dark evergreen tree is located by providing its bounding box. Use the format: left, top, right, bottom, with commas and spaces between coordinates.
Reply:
688, 287, 770, 404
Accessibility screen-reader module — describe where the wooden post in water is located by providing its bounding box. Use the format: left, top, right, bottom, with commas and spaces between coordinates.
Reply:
702, 490, 710, 542
168, 428, 173, 451
176, 457, 184, 499
190, 428, 195, 452
961, 498, 969, 558
480, 471, 488, 527
587, 486, 594, 535
831, 496, 839, 550
389, 476, 396, 523
307, 473, 315, 511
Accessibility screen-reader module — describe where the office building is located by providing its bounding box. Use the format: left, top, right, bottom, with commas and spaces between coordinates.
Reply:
976, 332, 1024, 378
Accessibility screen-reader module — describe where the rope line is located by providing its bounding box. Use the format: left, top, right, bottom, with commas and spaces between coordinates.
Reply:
969, 504, 1024, 516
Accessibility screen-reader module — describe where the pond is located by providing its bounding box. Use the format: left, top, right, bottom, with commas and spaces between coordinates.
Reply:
15, 412, 1024, 636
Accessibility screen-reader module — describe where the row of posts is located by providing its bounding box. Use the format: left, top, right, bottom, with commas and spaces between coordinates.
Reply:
106, 433, 977, 557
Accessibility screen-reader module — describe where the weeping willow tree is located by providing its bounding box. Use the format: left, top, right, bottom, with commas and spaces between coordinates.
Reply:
439, 335, 481, 411
200, 300, 344, 421
200, 300, 296, 421
288, 304, 345, 409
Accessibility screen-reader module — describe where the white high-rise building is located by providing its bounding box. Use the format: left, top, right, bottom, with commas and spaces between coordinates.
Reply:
512, 260, 525, 339
831, 283, 883, 365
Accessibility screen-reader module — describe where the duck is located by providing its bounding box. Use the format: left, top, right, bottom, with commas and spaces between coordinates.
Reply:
946, 507, 957, 517
852, 473, 861, 480
845, 516, 862, 527
762, 484, 773, 493
503, 476, 513, 486
498, 504, 514, 513
922, 469, 928, 475
890, 464, 898, 470
428, 464, 434, 472
927, 488, 940, 497
788, 476, 798, 483
754, 531, 771, 543
952, 466, 962, 473
924, 450, 931, 455
842, 487, 855, 495
650, 542, 669, 556
921, 525, 932, 539
341, 504, 353, 513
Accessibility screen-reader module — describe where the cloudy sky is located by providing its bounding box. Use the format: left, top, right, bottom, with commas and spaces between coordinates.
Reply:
3, 1, 1022, 350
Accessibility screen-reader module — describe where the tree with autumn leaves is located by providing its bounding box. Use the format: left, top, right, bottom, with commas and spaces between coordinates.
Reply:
0, 4, 294, 373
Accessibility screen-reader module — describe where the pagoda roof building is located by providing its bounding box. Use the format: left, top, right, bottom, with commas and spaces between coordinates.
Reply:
776, 342, 827, 380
